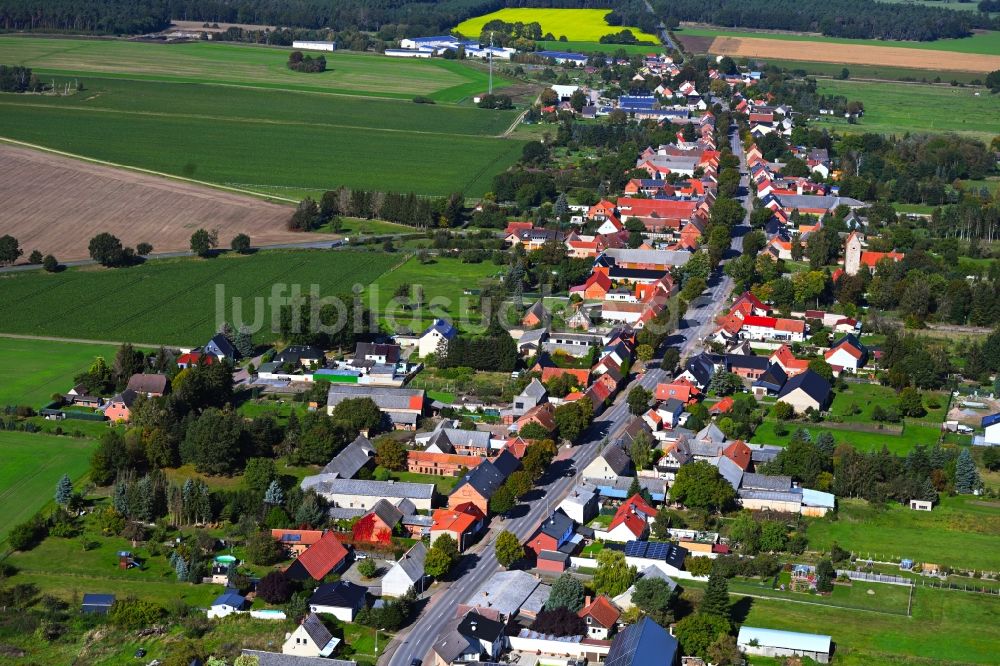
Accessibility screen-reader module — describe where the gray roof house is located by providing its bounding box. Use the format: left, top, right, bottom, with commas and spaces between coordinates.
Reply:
325, 384, 425, 429
301, 477, 435, 511
282, 611, 340, 658
242, 651, 356, 666
381, 541, 428, 597
463, 569, 551, 621
320, 435, 375, 479
582, 441, 633, 480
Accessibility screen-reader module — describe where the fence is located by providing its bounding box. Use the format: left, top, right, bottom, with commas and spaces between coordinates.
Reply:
837, 569, 913, 587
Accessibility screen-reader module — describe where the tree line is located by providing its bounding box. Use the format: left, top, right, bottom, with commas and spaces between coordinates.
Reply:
290, 188, 464, 231
286, 50, 325, 72
0, 65, 43, 92
651, 0, 997, 40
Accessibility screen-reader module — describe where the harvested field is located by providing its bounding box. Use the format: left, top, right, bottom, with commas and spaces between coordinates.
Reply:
676, 35, 715, 53
708, 35, 1000, 73
0, 143, 331, 262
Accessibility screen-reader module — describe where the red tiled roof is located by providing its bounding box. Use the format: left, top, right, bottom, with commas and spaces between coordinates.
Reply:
723, 440, 752, 470
289, 531, 347, 580
271, 529, 324, 547
177, 352, 214, 366
709, 396, 734, 414
578, 595, 621, 628
432, 508, 479, 535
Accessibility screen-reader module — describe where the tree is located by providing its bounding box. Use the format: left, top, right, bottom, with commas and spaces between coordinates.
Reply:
424, 547, 453, 578
358, 559, 378, 578
90, 431, 127, 486
807, 359, 834, 383
727, 511, 761, 554
54, 474, 73, 506
42, 254, 59, 272
707, 634, 743, 666
231, 233, 252, 254
257, 571, 292, 603
628, 386, 652, 415
433, 534, 459, 563
546, 573, 585, 611
816, 558, 835, 593
700, 572, 731, 620
495, 530, 524, 568
88, 232, 128, 267
632, 577, 676, 625
331, 397, 382, 433
190, 228, 219, 257
630, 431, 653, 471
180, 408, 245, 476
709, 370, 742, 397
27, 249, 42, 264
773, 401, 794, 421
246, 531, 283, 565
669, 461, 736, 512
759, 521, 788, 552
636, 344, 654, 363
108, 598, 163, 630
136, 242, 153, 256
0, 234, 22, 265
675, 613, 731, 659
897, 387, 926, 417
530, 607, 585, 636
661, 347, 680, 372
522, 439, 557, 480
593, 549, 637, 597
489, 485, 515, 515
244, 458, 276, 496
505, 470, 534, 499
234, 325, 254, 358
554, 401, 588, 442
955, 448, 981, 494
375, 437, 407, 471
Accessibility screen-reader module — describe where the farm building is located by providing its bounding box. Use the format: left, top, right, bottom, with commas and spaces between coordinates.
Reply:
292, 41, 336, 51
737, 626, 832, 664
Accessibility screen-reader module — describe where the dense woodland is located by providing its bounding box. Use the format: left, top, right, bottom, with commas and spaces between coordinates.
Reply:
653, 0, 998, 40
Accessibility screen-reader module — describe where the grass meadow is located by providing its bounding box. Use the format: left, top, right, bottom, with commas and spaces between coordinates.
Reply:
0, 37, 507, 102
455, 8, 659, 43
0, 431, 95, 542
675, 25, 1000, 55
535, 40, 661, 55
0, 76, 523, 198
812, 79, 1000, 141
0, 337, 125, 407
0, 250, 399, 345
366, 255, 505, 333
806, 496, 1000, 571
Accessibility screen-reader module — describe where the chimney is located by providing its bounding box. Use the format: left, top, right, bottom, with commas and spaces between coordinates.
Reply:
585, 596, 592, 607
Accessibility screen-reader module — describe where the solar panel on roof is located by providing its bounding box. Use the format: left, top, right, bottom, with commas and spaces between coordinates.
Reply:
646, 542, 670, 561
282, 534, 301, 542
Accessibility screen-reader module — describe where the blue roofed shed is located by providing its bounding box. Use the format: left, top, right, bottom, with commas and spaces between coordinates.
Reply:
81, 593, 115, 614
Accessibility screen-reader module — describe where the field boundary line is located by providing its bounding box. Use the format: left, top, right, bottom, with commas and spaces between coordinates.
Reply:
0, 332, 163, 347
0, 136, 299, 203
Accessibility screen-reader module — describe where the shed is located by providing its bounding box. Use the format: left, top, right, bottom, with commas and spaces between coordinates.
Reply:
737, 626, 832, 664
81, 593, 115, 614
909, 499, 932, 511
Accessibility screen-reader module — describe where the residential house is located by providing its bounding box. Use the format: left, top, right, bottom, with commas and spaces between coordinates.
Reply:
522, 300, 548, 328
578, 595, 621, 640
613, 566, 677, 611
353, 342, 401, 367
283, 612, 340, 658
604, 617, 679, 666
824, 334, 868, 372
654, 379, 700, 404
983, 412, 1000, 445
104, 389, 137, 423
418, 319, 457, 358
176, 352, 215, 369
241, 651, 355, 666
736, 315, 806, 343
207, 590, 247, 619
516, 327, 549, 356
776, 370, 832, 413
844, 230, 905, 276
502, 378, 548, 423
558, 482, 599, 524
737, 627, 831, 664
770, 345, 809, 376
283, 531, 349, 582
582, 441, 633, 481
204, 333, 237, 361
308, 581, 367, 622
605, 494, 657, 543
448, 449, 521, 515
432, 611, 507, 666
301, 478, 435, 512
526, 509, 576, 557
419, 420, 495, 456
408, 450, 485, 477
275, 345, 326, 369
125, 373, 168, 397
461, 569, 551, 622
752, 363, 788, 396
514, 402, 557, 436
353, 499, 402, 544
431, 504, 486, 551
271, 529, 324, 556
382, 542, 427, 597
325, 385, 425, 430
319, 435, 375, 479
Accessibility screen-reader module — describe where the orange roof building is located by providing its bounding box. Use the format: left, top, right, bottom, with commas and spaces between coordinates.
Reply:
284, 531, 348, 581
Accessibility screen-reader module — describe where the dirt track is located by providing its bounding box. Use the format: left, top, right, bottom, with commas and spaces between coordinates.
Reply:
709, 36, 1000, 73
0, 143, 336, 262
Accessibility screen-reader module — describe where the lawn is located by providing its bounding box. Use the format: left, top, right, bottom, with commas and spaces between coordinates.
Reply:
0, 431, 96, 542
0, 250, 398, 345
0, 76, 524, 199
737, 585, 1000, 665
812, 79, 1000, 141
675, 25, 1000, 55
754, 419, 942, 455
0, 37, 510, 102
390, 470, 460, 495
806, 496, 1000, 571
366, 255, 505, 334
725, 575, 912, 614
0, 336, 127, 408
455, 8, 659, 43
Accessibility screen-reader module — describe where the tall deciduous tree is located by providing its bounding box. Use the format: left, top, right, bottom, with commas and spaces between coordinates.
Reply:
495, 530, 524, 568
545, 573, 585, 611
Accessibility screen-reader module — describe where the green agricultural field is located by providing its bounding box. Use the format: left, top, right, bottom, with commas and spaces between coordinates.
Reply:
0, 76, 523, 198
0, 250, 398, 345
0, 431, 95, 542
0, 36, 509, 102
534, 40, 661, 55
675, 25, 1000, 55
366, 255, 505, 333
753, 58, 984, 84
0, 337, 126, 408
738, 585, 1000, 665
456, 8, 659, 43
812, 79, 1000, 141
807, 496, 1000, 571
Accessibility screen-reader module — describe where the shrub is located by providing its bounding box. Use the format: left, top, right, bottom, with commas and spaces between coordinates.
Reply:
8, 516, 47, 551
257, 571, 292, 604
109, 597, 164, 629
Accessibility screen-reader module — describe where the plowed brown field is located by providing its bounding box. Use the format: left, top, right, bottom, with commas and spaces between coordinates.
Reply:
0, 143, 336, 262
709, 36, 1000, 73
